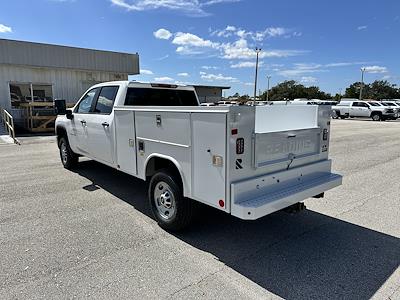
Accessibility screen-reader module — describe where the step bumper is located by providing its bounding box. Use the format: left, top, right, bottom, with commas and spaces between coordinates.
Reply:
230, 160, 342, 220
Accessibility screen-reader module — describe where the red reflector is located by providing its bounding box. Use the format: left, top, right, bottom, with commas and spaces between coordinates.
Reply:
231, 129, 238, 135
218, 200, 225, 207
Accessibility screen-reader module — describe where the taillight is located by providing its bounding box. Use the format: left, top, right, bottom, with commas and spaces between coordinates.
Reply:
236, 138, 244, 154
323, 129, 328, 141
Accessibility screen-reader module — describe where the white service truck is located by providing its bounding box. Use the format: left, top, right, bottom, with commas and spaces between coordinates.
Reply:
55, 81, 342, 230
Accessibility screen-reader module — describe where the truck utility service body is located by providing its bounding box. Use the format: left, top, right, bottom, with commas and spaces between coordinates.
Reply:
56, 81, 342, 230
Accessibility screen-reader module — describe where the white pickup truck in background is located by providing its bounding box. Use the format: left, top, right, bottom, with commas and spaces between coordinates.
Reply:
55, 81, 342, 231
332, 100, 398, 121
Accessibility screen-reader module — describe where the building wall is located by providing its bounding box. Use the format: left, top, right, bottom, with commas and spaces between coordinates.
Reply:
0, 65, 128, 113
0, 39, 139, 74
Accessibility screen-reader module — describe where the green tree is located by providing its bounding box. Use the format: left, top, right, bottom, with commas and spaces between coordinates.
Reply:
260, 80, 331, 100
344, 80, 400, 100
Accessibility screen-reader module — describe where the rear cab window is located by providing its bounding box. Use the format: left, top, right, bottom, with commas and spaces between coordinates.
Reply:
124, 88, 198, 106
94, 86, 119, 114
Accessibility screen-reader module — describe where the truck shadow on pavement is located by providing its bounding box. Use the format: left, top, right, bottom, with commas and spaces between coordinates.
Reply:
74, 160, 400, 300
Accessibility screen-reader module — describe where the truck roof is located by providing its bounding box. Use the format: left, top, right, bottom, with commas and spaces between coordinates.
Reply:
89, 81, 196, 92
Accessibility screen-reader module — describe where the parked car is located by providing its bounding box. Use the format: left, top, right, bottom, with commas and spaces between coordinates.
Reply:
55, 81, 342, 231
332, 100, 397, 121
381, 101, 400, 114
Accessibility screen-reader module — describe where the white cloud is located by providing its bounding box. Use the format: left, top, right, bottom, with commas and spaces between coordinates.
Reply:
222, 39, 306, 59
201, 65, 218, 70
172, 32, 219, 48
363, 65, 387, 73
300, 76, 317, 83
200, 72, 238, 82
140, 69, 153, 75
153, 28, 172, 40
156, 28, 306, 59
325, 62, 368, 67
243, 82, 254, 86
156, 54, 169, 61
177, 72, 189, 77
278, 63, 326, 77
154, 76, 174, 82
0, 24, 12, 33
277, 62, 371, 78
231, 61, 263, 68
212, 26, 290, 41
357, 25, 368, 30
110, 0, 240, 16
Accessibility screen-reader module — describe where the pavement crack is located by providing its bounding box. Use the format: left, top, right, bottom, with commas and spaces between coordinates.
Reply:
165, 268, 224, 299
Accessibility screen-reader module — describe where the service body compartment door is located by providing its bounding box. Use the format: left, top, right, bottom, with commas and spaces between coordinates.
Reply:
192, 113, 227, 211
115, 110, 137, 176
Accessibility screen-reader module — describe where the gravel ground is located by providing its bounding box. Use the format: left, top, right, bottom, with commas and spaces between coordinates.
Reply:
0, 119, 399, 300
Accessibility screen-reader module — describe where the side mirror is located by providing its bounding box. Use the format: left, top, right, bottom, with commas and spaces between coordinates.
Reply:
66, 109, 74, 120
54, 99, 66, 115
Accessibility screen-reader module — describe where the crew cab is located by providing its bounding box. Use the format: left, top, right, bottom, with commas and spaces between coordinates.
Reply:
56, 81, 342, 231
332, 100, 397, 121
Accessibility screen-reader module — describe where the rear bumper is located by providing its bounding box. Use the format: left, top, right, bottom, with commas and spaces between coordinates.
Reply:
230, 160, 342, 220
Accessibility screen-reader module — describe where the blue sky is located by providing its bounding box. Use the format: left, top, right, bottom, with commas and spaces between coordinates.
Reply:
0, 0, 399, 96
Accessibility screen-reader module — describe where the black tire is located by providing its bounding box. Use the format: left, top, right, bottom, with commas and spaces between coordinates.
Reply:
371, 113, 381, 121
148, 169, 193, 231
58, 136, 78, 169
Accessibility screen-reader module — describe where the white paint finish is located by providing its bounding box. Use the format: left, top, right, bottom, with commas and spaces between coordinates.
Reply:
136, 142, 192, 197
192, 113, 227, 211
85, 113, 115, 164
135, 111, 191, 147
68, 113, 89, 155
115, 110, 137, 176
255, 105, 318, 133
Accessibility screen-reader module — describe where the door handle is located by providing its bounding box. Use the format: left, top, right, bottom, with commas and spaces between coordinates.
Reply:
102, 122, 109, 128
80, 120, 86, 125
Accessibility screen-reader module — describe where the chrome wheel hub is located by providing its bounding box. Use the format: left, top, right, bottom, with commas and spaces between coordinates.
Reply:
61, 142, 68, 163
154, 181, 176, 220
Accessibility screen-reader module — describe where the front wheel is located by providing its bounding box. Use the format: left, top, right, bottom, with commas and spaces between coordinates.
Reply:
371, 113, 381, 121
148, 169, 193, 231
59, 137, 78, 169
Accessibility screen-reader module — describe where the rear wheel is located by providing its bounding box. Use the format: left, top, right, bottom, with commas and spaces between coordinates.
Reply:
148, 169, 193, 231
59, 137, 78, 169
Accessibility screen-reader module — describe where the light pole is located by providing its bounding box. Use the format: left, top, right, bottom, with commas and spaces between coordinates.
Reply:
253, 47, 262, 105
266, 75, 271, 102
359, 67, 366, 100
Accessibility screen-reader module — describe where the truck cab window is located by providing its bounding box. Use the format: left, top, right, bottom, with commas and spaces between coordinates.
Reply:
124, 88, 198, 106
76, 88, 99, 113
94, 86, 119, 114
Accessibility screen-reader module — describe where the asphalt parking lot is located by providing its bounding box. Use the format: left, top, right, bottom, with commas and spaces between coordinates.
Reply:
1, 119, 399, 300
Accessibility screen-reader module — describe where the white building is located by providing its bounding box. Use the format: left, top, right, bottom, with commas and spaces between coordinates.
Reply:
0, 38, 139, 123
